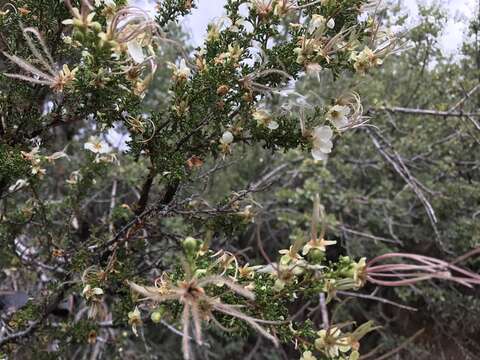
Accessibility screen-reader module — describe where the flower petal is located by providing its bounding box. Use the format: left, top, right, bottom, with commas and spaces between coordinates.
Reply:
311, 148, 329, 161
127, 40, 145, 64
314, 126, 333, 141
316, 139, 333, 153
333, 116, 349, 129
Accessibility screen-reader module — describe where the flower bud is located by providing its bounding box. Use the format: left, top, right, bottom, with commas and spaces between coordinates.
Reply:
151, 310, 163, 323
182, 236, 198, 252
307, 248, 325, 263
273, 278, 285, 292
221, 131, 234, 145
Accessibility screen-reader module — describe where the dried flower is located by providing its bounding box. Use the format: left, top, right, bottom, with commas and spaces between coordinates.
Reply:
207, 22, 221, 42
2, 28, 78, 92
216, 84, 230, 96
186, 155, 204, 169
365, 252, 480, 287
66, 170, 82, 185
51, 64, 78, 92
351, 257, 367, 288
169, 59, 191, 82
250, 0, 273, 19
87, 330, 97, 344
238, 263, 261, 279
99, 6, 157, 64
274, 0, 294, 16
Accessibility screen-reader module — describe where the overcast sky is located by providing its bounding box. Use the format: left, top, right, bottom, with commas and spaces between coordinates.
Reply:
133, 0, 477, 55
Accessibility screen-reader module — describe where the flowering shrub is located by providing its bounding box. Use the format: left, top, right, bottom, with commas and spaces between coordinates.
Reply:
0, 0, 478, 359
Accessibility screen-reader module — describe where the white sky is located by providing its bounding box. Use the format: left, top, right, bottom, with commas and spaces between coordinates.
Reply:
141, 0, 476, 55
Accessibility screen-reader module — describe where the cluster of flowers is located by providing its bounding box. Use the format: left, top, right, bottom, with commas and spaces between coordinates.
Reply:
120, 193, 480, 359
2, 0, 396, 170
3, 0, 158, 97
20, 146, 69, 179
124, 195, 375, 360
156, 0, 395, 162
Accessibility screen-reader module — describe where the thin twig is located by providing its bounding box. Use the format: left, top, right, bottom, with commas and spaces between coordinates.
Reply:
337, 290, 417, 312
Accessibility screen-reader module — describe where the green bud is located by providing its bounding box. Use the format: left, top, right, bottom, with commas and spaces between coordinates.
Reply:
91, 22, 102, 33
349, 350, 360, 360
273, 278, 285, 292
183, 236, 197, 252
151, 310, 162, 323
307, 248, 325, 263
72, 29, 85, 43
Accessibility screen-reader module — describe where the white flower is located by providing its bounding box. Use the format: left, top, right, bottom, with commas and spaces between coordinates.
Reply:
229, 17, 245, 32
302, 237, 337, 255
308, 14, 326, 33
178, 59, 191, 77
82, 284, 104, 301
8, 179, 28, 192
315, 327, 351, 357
311, 126, 333, 161
326, 104, 351, 129
128, 306, 142, 336
220, 131, 234, 145
253, 110, 279, 130
84, 137, 110, 154
300, 351, 317, 360
326, 18, 335, 29
46, 147, 69, 162
352, 47, 383, 74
